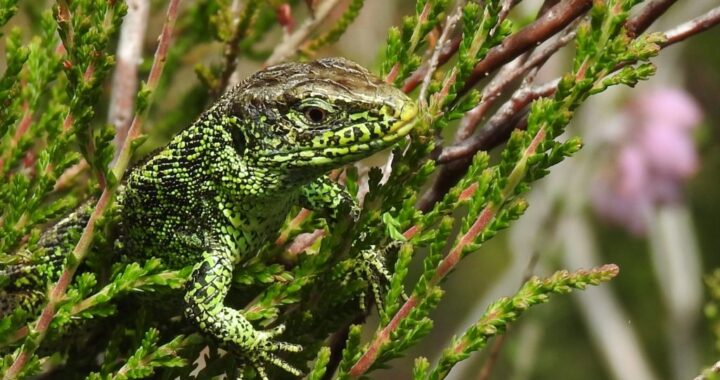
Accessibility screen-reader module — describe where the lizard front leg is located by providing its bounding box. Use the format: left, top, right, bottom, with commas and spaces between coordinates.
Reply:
299, 177, 397, 310
299, 176, 360, 222
183, 241, 301, 378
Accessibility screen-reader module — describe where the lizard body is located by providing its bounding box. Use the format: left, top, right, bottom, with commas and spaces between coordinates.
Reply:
0, 57, 417, 377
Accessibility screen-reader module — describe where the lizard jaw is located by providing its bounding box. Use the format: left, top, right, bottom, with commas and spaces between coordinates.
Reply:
383, 102, 418, 141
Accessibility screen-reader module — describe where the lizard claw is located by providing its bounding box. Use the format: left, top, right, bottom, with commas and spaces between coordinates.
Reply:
256, 324, 302, 353
349, 203, 362, 222
342, 246, 393, 312
231, 324, 303, 379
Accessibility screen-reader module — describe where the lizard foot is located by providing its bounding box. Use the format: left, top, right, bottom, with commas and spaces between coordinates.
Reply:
231, 324, 303, 379
345, 245, 397, 312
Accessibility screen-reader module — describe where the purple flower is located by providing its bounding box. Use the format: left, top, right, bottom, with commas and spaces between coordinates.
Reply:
592, 88, 702, 235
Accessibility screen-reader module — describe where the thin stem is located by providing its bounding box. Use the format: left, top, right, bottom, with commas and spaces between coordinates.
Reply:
403, 0, 528, 94
285, 229, 325, 255
216, 0, 260, 96
0, 102, 31, 175
109, 0, 150, 151
456, 23, 578, 142
626, 0, 678, 38
265, 0, 344, 66
386, 1, 432, 84
416, 80, 555, 211
476, 250, 541, 380
458, 0, 591, 98
114, 0, 181, 179
663, 6, 720, 47
418, 8, 462, 106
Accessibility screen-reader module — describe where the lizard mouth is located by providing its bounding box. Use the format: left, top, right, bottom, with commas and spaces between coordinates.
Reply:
260, 102, 419, 166
384, 102, 418, 138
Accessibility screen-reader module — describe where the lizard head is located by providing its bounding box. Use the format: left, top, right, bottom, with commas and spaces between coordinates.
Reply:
221, 57, 418, 172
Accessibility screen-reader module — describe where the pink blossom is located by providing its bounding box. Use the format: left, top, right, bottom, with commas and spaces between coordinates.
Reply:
631, 88, 702, 130
591, 88, 702, 235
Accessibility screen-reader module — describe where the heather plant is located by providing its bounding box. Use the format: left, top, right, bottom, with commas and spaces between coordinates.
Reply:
0, 0, 718, 379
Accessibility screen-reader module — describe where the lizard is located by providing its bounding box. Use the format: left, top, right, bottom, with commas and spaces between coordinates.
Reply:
0, 57, 418, 377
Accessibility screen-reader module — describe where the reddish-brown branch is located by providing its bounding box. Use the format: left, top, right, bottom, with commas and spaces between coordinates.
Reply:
626, 0, 678, 38
13, 104, 32, 142
403, 0, 543, 94
416, 80, 554, 211
434, 206, 495, 282
389, 1, 432, 87
662, 6, 720, 47
0, 103, 32, 174
457, 21, 577, 141
402, 36, 460, 93
286, 229, 325, 255
385, 64, 401, 84
53, 161, 89, 191
403, 225, 419, 240
457, 0, 591, 97
4, 188, 111, 380
458, 182, 478, 201
276, 208, 312, 246
419, 8, 462, 106
349, 295, 419, 376
413, 0, 578, 211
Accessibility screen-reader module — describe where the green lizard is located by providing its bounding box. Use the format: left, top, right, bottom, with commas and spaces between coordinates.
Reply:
0, 57, 417, 377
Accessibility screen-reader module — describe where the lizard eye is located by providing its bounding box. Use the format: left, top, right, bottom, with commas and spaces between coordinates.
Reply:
304, 107, 327, 124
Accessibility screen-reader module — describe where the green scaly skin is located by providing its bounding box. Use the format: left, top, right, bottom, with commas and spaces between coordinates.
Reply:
0, 57, 417, 377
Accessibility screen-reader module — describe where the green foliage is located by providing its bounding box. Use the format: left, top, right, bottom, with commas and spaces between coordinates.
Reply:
306, 347, 331, 380
0, 0, 675, 378
701, 270, 720, 379
0, 15, 75, 256
382, 0, 449, 85
305, 0, 364, 53
706, 269, 720, 352
426, 265, 619, 380
55, 0, 126, 184
86, 329, 200, 380
0, 0, 20, 30
336, 325, 363, 380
